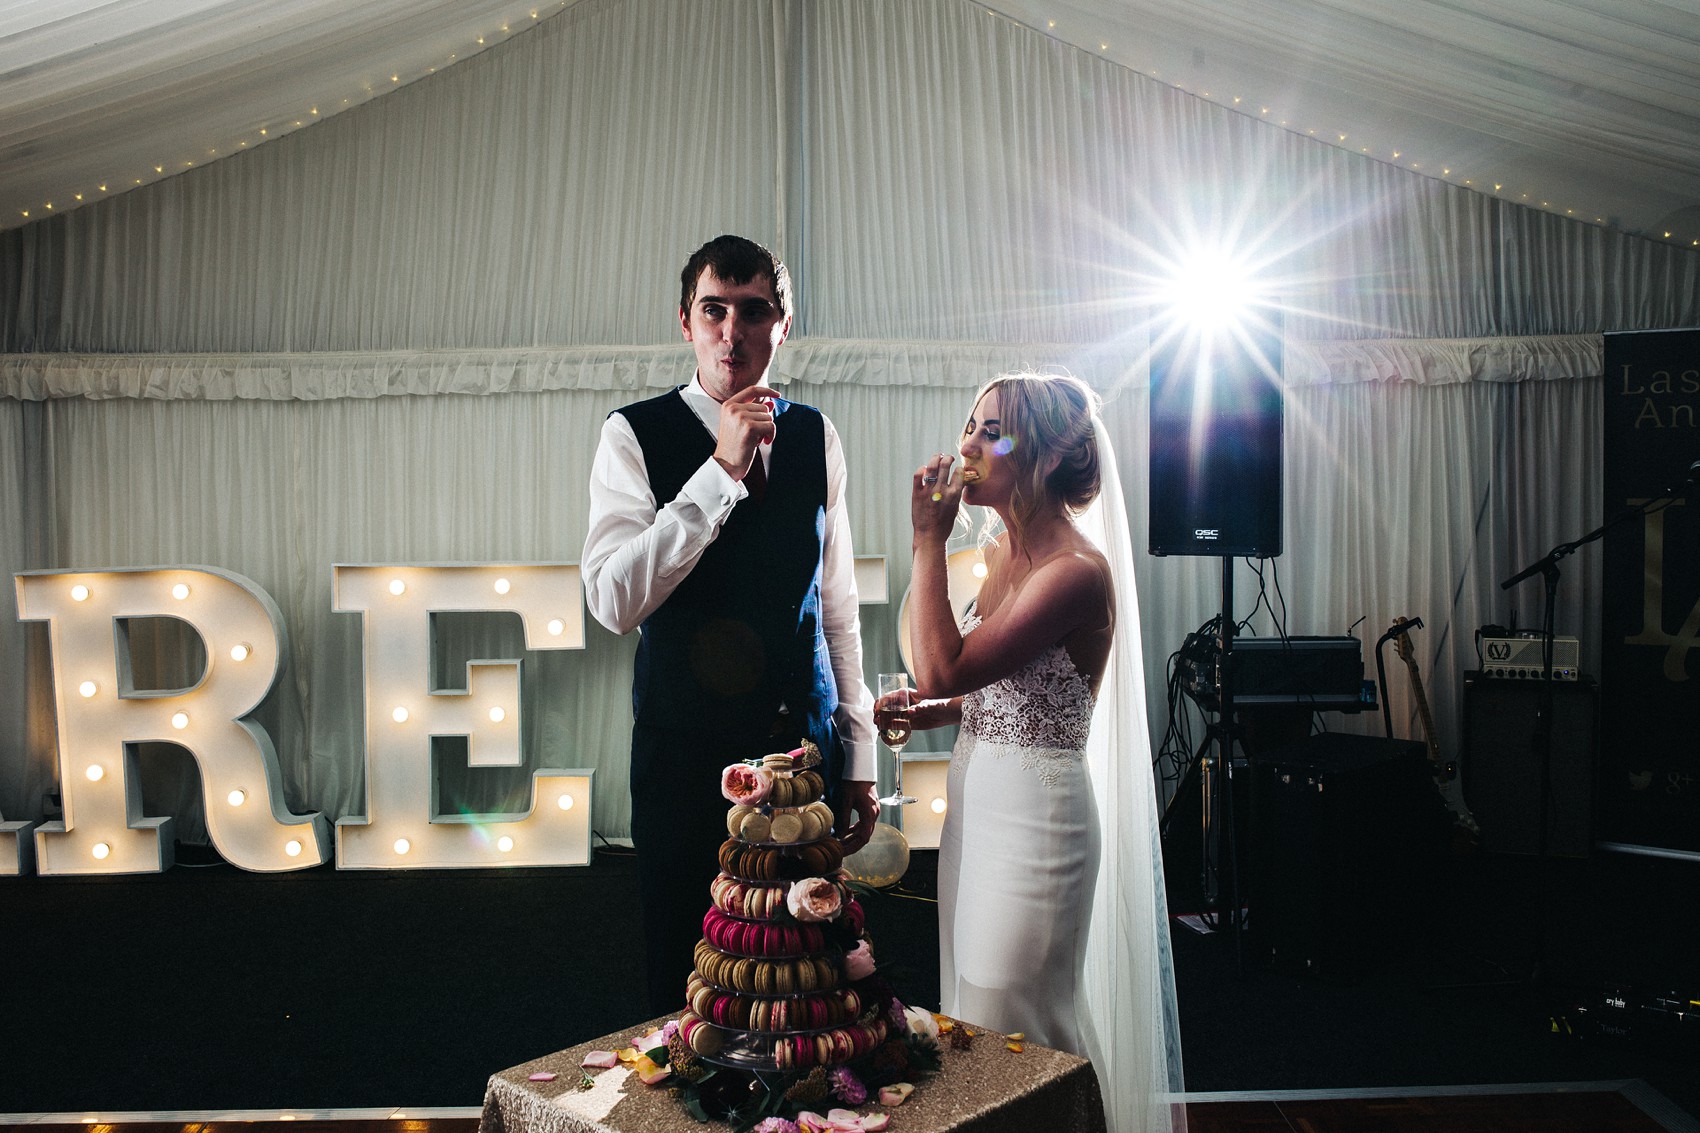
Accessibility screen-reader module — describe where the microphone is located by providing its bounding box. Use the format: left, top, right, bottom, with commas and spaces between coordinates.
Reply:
1665, 457, 1700, 495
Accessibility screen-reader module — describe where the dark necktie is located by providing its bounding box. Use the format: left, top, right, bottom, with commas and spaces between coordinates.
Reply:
745, 451, 767, 503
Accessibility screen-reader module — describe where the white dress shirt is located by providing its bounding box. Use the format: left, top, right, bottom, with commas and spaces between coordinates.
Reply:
582, 373, 875, 781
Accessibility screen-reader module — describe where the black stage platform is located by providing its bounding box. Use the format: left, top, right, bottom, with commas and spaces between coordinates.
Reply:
2, 838, 1696, 1122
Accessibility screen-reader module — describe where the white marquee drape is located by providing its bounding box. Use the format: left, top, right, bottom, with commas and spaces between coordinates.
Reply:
0, 335, 1628, 837
4, 0, 1693, 803
1, 14, 1697, 1118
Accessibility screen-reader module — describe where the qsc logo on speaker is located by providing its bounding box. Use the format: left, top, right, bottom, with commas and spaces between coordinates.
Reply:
1193, 528, 1220, 541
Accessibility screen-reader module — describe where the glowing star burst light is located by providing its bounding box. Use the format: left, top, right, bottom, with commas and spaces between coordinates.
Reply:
1160, 247, 1263, 337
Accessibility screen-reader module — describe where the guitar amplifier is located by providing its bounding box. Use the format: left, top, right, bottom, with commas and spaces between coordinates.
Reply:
1462, 671, 1597, 856
1480, 634, 1580, 680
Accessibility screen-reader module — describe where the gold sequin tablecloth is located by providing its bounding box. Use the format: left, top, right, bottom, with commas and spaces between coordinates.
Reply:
479, 1014, 1107, 1133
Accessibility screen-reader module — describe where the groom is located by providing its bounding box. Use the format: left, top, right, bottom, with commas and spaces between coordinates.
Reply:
582, 234, 879, 1015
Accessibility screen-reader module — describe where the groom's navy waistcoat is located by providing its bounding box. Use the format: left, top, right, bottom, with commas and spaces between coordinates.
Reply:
616, 387, 841, 781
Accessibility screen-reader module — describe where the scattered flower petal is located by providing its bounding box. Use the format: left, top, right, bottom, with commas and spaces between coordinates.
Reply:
1006, 1031, 1025, 1040
859, 1115, 891, 1132
1006, 1041, 1025, 1053
877, 1082, 915, 1106
527, 1072, 557, 1082
580, 1051, 618, 1069
633, 1053, 670, 1085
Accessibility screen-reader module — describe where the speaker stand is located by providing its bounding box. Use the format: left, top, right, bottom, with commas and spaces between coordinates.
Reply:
1200, 555, 1248, 971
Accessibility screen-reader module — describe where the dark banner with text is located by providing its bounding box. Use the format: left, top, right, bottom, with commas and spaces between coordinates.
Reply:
1600, 329, 1700, 855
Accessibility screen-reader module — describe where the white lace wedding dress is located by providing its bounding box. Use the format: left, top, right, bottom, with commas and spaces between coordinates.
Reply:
938, 610, 1102, 1055
932, 432, 1182, 1132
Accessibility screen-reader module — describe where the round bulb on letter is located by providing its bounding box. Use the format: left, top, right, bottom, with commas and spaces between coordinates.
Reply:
931, 797, 947, 815
230, 643, 251, 662
557, 794, 575, 811
92, 843, 111, 859
171, 583, 191, 600
86, 765, 104, 782
389, 579, 406, 596
79, 680, 98, 698
547, 619, 564, 636
70, 584, 90, 601
228, 789, 246, 807
285, 840, 303, 857
392, 706, 409, 723
497, 836, 514, 852
489, 706, 506, 723
171, 711, 190, 730
494, 578, 511, 595
394, 838, 411, 855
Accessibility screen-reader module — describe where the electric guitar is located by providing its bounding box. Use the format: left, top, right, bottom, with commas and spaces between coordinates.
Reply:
1390, 616, 1482, 854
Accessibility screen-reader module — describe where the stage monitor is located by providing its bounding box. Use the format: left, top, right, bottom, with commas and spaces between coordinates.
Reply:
1147, 325, 1284, 558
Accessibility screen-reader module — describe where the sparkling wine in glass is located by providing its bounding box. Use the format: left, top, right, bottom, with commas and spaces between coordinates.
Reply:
876, 672, 916, 806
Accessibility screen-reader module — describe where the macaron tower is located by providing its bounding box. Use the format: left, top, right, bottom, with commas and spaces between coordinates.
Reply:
677, 747, 891, 1070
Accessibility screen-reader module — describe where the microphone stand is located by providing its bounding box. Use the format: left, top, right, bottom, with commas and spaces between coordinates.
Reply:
1494, 467, 1693, 986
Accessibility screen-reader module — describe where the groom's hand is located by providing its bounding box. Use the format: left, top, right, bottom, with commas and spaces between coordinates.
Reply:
836, 779, 880, 854
713, 384, 779, 482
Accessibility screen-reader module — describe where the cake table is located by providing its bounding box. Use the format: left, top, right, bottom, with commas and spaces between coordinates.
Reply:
479, 1013, 1107, 1133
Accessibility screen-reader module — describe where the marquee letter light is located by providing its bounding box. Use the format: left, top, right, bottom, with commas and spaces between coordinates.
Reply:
331, 564, 592, 869
14, 567, 332, 875
0, 809, 38, 875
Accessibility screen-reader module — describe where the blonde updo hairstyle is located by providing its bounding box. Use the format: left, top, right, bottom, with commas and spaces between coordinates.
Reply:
973, 371, 1103, 552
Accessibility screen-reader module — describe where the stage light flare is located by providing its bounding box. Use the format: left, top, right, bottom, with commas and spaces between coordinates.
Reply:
1160, 247, 1263, 337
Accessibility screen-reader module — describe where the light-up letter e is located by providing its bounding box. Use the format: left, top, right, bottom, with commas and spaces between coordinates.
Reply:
15, 567, 331, 875
332, 565, 592, 869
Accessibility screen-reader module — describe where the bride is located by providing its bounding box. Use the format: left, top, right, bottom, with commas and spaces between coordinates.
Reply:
888, 372, 1184, 1132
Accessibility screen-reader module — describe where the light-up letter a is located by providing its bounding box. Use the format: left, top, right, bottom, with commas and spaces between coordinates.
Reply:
15, 567, 332, 875
332, 564, 592, 869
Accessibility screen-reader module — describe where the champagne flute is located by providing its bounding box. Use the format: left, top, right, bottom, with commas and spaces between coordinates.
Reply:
876, 672, 916, 806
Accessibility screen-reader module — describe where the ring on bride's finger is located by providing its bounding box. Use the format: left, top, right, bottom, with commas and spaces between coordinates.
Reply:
922, 474, 937, 484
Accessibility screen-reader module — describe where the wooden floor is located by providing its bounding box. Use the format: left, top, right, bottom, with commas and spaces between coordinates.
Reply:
1183, 1089, 1678, 1132
2, 1083, 1693, 1133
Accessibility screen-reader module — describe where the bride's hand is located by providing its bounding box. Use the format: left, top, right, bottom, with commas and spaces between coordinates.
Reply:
875, 689, 959, 731
873, 688, 913, 714
911, 453, 961, 541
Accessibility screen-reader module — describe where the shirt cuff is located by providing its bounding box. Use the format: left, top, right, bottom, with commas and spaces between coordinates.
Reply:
840, 740, 876, 783
678, 455, 746, 520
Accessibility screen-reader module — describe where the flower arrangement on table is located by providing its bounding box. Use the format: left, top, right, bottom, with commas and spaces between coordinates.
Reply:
587, 1002, 942, 1131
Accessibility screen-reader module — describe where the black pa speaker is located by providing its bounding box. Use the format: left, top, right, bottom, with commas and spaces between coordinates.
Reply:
1462, 671, 1598, 857
1147, 324, 1284, 558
